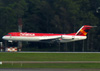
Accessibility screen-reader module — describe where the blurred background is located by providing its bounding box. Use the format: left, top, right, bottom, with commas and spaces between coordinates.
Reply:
0, 0, 100, 52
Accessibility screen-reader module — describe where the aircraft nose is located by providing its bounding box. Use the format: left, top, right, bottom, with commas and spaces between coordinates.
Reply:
2, 36, 6, 40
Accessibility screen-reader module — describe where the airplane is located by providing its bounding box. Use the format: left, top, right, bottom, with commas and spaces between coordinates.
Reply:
2, 25, 94, 43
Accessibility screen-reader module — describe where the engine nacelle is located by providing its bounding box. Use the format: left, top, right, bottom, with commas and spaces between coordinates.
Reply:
61, 35, 87, 40
61, 35, 74, 40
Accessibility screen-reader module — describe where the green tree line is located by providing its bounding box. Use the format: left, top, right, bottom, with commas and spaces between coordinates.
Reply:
0, 0, 100, 52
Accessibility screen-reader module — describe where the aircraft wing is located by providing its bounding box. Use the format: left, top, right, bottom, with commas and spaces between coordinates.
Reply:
40, 37, 61, 43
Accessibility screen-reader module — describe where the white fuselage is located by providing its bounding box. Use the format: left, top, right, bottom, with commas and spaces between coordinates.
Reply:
2, 35, 87, 43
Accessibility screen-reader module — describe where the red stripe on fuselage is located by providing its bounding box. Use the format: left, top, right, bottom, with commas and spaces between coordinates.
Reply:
6, 32, 80, 37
